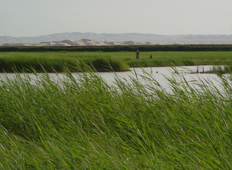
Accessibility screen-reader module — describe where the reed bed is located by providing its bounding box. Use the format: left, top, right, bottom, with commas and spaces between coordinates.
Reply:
0, 69, 232, 169
0, 53, 129, 72
205, 65, 232, 75
1, 51, 232, 72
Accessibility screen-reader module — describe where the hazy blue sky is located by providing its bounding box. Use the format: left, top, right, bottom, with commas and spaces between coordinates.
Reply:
1, 0, 232, 37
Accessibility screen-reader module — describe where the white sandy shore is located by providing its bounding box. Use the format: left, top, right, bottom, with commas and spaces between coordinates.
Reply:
1, 39, 161, 46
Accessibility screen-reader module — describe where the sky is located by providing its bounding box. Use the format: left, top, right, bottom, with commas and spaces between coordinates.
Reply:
1, 0, 232, 37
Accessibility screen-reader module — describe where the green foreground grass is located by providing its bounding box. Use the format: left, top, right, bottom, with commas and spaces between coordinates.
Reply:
1, 69, 232, 169
1, 51, 232, 72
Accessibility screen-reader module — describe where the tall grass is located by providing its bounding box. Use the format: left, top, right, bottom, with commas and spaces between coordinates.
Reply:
1, 51, 232, 72
1, 69, 232, 169
0, 53, 129, 72
204, 65, 232, 75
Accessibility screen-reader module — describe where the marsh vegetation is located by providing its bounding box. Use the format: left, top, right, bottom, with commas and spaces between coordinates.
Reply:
1, 50, 232, 169
1, 51, 232, 72
1, 70, 232, 169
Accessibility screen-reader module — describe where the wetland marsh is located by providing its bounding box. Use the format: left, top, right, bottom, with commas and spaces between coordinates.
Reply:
1, 67, 232, 169
1, 51, 232, 72
1, 50, 232, 169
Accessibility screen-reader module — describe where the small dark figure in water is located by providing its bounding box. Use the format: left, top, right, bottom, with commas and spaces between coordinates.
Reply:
136, 50, 140, 59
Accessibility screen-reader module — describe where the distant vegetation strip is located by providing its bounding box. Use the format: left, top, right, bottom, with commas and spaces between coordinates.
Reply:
1, 51, 232, 72
1, 44, 232, 52
0, 54, 129, 72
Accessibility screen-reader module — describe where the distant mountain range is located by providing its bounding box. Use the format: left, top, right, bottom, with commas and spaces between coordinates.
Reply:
1, 32, 232, 46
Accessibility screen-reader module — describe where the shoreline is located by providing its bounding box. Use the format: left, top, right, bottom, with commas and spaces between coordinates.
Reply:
0, 64, 230, 74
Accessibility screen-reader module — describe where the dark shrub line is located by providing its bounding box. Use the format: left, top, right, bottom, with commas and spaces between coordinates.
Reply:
1, 45, 232, 52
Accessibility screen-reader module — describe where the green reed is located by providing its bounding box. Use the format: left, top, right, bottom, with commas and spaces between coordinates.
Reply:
1, 68, 232, 169
1, 51, 232, 72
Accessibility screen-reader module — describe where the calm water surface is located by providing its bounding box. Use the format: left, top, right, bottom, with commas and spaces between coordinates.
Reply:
0, 65, 227, 91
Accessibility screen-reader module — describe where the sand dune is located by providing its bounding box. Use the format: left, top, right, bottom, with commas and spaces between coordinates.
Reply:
1, 39, 159, 46
1, 33, 232, 45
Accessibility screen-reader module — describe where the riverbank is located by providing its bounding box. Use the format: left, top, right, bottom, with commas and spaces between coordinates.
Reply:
1, 51, 232, 72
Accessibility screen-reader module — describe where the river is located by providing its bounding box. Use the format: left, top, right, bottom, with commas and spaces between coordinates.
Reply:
0, 65, 228, 92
